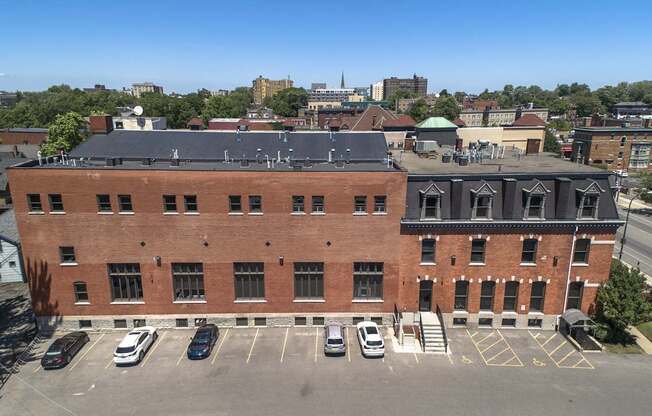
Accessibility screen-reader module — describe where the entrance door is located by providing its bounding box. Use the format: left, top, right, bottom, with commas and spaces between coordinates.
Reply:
419, 280, 433, 312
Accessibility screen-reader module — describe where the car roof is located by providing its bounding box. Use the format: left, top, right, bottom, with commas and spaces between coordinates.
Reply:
64, 331, 86, 339
119, 332, 144, 348
325, 324, 343, 338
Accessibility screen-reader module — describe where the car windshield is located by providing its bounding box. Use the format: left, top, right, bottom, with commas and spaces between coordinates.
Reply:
365, 327, 379, 335
327, 338, 343, 345
45, 349, 62, 356
45, 342, 63, 355
116, 346, 135, 354
367, 340, 383, 346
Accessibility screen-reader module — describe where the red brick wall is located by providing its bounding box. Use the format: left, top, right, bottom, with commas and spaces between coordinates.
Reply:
0, 131, 48, 145
8, 167, 407, 318
398, 230, 615, 316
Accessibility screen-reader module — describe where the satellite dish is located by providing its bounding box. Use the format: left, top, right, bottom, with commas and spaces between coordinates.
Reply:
133, 105, 144, 116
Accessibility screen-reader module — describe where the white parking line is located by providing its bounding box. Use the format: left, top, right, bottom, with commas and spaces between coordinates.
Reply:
140, 331, 167, 368
68, 333, 105, 372
280, 327, 289, 362
246, 328, 259, 364
175, 344, 186, 366
346, 327, 351, 363
314, 327, 318, 362
211, 328, 229, 365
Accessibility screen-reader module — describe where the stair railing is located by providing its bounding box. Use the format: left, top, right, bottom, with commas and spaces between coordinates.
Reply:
435, 304, 449, 354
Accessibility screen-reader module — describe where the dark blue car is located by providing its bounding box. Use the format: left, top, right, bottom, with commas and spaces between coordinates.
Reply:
187, 324, 219, 359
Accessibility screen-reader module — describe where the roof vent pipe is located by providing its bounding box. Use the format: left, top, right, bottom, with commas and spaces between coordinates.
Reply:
224, 150, 229, 163
277, 150, 281, 163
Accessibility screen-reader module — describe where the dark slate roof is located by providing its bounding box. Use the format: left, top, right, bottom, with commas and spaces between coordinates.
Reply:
0, 156, 29, 190
69, 130, 389, 163
403, 174, 620, 224
0, 209, 19, 243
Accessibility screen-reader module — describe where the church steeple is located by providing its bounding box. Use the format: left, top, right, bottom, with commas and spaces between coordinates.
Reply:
340, 72, 345, 89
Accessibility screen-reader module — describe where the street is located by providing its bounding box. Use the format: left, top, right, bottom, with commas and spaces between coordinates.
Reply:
615, 207, 652, 282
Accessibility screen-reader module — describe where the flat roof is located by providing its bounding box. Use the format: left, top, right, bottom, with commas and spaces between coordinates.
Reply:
396, 148, 604, 175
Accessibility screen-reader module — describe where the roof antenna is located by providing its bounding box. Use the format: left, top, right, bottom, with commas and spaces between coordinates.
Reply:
224, 149, 229, 163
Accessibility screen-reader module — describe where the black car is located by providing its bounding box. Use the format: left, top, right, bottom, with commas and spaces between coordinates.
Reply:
187, 324, 219, 359
41, 331, 90, 369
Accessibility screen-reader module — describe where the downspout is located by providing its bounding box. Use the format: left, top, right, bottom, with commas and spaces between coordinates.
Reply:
561, 225, 579, 327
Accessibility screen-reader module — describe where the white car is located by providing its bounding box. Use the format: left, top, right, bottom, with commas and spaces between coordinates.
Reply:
356, 321, 385, 357
113, 326, 158, 365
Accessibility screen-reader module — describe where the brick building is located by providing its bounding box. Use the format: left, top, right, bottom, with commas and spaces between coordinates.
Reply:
382, 75, 428, 100
572, 127, 652, 172
8, 117, 622, 331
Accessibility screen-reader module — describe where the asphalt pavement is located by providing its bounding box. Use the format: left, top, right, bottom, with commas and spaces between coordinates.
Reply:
615, 207, 652, 281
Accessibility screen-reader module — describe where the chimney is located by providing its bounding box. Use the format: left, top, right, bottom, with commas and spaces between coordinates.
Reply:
89, 115, 114, 134
450, 179, 463, 219
555, 177, 573, 219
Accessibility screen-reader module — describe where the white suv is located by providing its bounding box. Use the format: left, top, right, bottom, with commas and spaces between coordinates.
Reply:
113, 326, 158, 365
356, 321, 385, 357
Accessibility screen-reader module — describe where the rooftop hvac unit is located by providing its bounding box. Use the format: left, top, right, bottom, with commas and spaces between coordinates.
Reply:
415, 140, 438, 153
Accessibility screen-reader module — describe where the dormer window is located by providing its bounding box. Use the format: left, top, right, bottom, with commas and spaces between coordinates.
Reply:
523, 181, 550, 220
471, 182, 496, 220
419, 183, 444, 220
576, 181, 604, 220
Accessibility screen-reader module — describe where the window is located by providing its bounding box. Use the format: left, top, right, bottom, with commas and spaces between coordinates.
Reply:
27, 194, 42, 212
529, 282, 546, 312
573, 239, 591, 264
374, 196, 386, 213
295, 316, 307, 326
452, 317, 467, 326
528, 318, 542, 328
503, 281, 519, 312
521, 239, 538, 264
184, 195, 198, 212
234, 262, 264, 299
480, 281, 495, 311
172, 263, 205, 301
454, 281, 469, 310
176, 318, 189, 328
59, 246, 76, 264
566, 282, 584, 310
525, 194, 545, 219
254, 317, 266, 326
236, 317, 249, 327
163, 195, 177, 212
133, 319, 146, 328
421, 194, 440, 220
229, 195, 242, 212
578, 194, 599, 219
312, 196, 324, 213
79, 320, 92, 329
312, 317, 325, 326
478, 317, 493, 327
473, 195, 493, 219
249, 195, 262, 213
421, 239, 436, 263
108, 263, 143, 302
470, 239, 486, 263
501, 318, 516, 327
114, 319, 127, 329
353, 262, 383, 300
96, 194, 111, 212
8, 261, 15, 267
74, 281, 88, 303
354, 196, 367, 213
118, 195, 133, 212
292, 196, 305, 213
352, 316, 364, 325
48, 194, 64, 212
294, 262, 324, 299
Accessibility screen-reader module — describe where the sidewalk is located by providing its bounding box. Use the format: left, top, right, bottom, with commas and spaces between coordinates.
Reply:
617, 195, 652, 210
628, 326, 652, 354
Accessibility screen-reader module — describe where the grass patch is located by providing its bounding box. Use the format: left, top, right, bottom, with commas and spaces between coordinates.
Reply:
602, 342, 643, 354
637, 321, 652, 342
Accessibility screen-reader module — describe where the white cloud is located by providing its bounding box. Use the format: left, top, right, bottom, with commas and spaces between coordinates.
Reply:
0, 73, 5, 77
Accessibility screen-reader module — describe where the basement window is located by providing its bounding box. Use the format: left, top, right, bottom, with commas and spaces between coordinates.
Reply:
478, 317, 493, 327
312, 317, 325, 326
114, 319, 127, 329
79, 320, 92, 329
295, 317, 307, 326
254, 317, 267, 327
235, 317, 248, 327
176, 318, 189, 328
452, 317, 467, 327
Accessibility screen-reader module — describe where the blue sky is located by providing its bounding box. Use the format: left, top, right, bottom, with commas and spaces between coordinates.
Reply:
1, 0, 650, 94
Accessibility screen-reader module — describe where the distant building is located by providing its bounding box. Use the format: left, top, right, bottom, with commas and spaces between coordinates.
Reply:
308, 88, 355, 103
572, 126, 652, 172
397, 95, 437, 113
370, 81, 384, 101
113, 116, 167, 130
210, 90, 230, 97
132, 82, 164, 98
353, 87, 370, 98
612, 101, 652, 119
0, 128, 48, 145
246, 107, 276, 119
382, 74, 427, 99
0, 209, 24, 283
0, 92, 18, 108
459, 108, 549, 127
311, 83, 327, 90
0, 155, 29, 208
462, 98, 499, 111
252, 76, 293, 105
83, 84, 115, 93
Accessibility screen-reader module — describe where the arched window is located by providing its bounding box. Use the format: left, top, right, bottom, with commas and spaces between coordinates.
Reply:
73, 281, 89, 303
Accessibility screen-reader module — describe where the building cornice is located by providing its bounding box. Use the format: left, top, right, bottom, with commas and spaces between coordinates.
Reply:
400, 219, 624, 231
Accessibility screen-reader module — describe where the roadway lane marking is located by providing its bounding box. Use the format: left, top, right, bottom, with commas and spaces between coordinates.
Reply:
140, 331, 167, 368
246, 328, 259, 364
314, 327, 318, 362
211, 328, 229, 365
280, 327, 289, 362
68, 333, 105, 372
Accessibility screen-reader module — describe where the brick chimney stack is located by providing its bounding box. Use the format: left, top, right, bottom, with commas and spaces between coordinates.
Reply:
89, 115, 114, 134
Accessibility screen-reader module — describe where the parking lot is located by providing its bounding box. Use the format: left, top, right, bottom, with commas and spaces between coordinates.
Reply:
1, 326, 651, 416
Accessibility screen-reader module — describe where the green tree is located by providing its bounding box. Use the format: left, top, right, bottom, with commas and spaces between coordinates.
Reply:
385, 89, 419, 111
637, 172, 652, 203
543, 128, 560, 153
266, 87, 308, 117
430, 96, 460, 121
40, 112, 86, 155
595, 260, 652, 343
407, 99, 430, 123
643, 93, 652, 105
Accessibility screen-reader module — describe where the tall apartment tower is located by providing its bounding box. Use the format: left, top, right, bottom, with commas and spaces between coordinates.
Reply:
252, 76, 294, 105
382, 74, 427, 100
370, 81, 384, 101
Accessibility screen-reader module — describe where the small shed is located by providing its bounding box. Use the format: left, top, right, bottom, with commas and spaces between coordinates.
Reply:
559, 309, 602, 351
